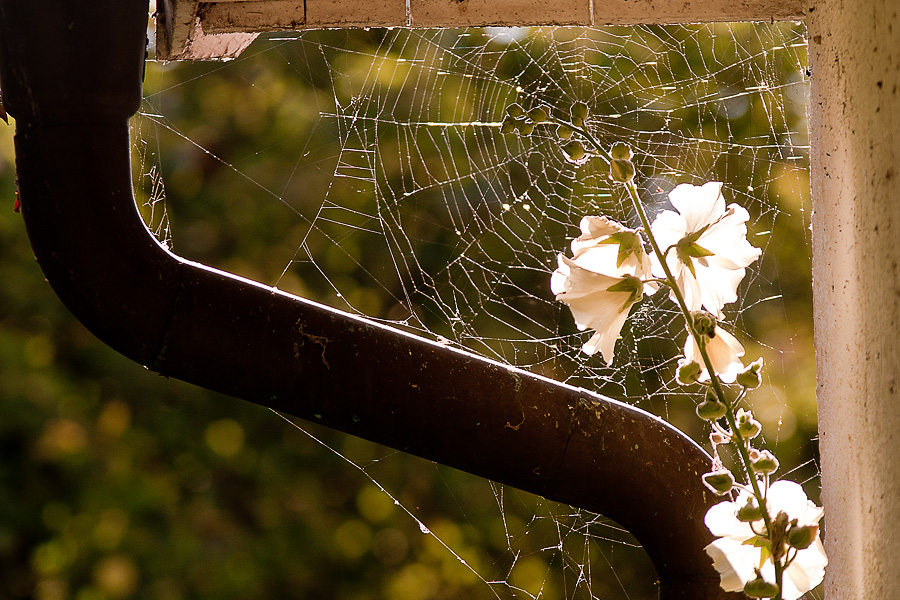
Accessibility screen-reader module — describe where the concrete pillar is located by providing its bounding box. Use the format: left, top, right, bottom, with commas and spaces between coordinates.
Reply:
808, 0, 900, 597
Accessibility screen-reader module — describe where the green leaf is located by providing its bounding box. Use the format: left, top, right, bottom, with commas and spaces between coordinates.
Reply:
683, 242, 715, 259
676, 235, 715, 276
606, 275, 643, 310
676, 244, 698, 278
603, 231, 644, 268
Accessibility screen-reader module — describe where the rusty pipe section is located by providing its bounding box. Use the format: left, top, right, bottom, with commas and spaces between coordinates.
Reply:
0, 1, 738, 597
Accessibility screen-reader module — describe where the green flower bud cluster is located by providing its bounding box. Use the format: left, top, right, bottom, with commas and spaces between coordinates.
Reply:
529, 102, 608, 167
501, 103, 551, 137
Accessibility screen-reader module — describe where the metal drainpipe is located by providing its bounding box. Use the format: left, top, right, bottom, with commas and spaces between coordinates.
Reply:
0, 1, 740, 598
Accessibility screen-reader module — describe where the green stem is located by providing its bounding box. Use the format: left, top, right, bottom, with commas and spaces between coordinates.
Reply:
620, 179, 784, 599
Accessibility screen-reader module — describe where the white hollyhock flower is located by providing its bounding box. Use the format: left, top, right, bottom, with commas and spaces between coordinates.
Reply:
705, 481, 827, 600
650, 182, 761, 317
552, 217, 656, 363
552, 255, 645, 364
550, 216, 658, 364
683, 325, 745, 383
569, 215, 653, 278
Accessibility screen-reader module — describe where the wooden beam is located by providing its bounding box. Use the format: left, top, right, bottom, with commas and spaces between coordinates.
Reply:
409, 0, 591, 28
156, 0, 807, 60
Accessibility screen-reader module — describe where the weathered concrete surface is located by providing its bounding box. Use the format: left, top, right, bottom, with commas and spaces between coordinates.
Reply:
808, 0, 900, 597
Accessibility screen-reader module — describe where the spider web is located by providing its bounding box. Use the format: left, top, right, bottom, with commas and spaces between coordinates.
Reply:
133, 21, 817, 600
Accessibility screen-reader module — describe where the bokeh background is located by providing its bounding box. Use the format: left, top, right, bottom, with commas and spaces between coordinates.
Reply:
0, 23, 818, 600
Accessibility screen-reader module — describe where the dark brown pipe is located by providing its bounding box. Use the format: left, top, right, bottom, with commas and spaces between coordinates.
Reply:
0, 1, 740, 597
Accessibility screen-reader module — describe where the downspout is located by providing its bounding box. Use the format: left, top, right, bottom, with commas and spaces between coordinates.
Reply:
0, 1, 738, 598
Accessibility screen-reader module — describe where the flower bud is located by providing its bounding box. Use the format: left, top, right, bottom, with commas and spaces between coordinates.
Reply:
770, 511, 790, 560
787, 523, 819, 550
610, 142, 633, 161
677, 358, 701, 385
506, 103, 524, 118
500, 117, 517, 134
709, 430, 729, 446
736, 408, 762, 439
744, 574, 779, 598
702, 470, 735, 495
556, 124, 574, 140
527, 106, 549, 123
609, 158, 635, 183
570, 102, 589, 126
696, 400, 727, 421
516, 120, 535, 136
690, 311, 717, 337
736, 496, 765, 522
740, 420, 762, 440
750, 449, 779, 474
737, 357, 764, 389
562, 140, 586, 163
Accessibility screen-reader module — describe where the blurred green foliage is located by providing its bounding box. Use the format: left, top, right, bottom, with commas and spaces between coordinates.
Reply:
0, 24, 816, 600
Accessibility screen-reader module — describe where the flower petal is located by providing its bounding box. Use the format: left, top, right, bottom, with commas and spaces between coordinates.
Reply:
668, 182, 725, 234
706, 327, 745, 383
705, 537, 760, 592
578, 215, 622, 241
552, 255, 642, 364
650, 210, 687, 277
705, 495, 756, 540
652, 183, 761, 317
699, 205, 760, 264
684, 326, 744, 383
570, 245, 627, 276
571, 216, 652, 278
581, 307, 631, 364
693, 264, 746, 318
781, 538, 828, 600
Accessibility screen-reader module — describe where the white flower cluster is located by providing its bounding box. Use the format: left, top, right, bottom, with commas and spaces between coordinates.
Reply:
551, 179, 825, 599
552, 182, 760, 373
705, 481, 827, 600
524, 102, 827, 598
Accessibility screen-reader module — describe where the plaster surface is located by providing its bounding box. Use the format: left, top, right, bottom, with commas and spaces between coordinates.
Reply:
808, 0, 900, 597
